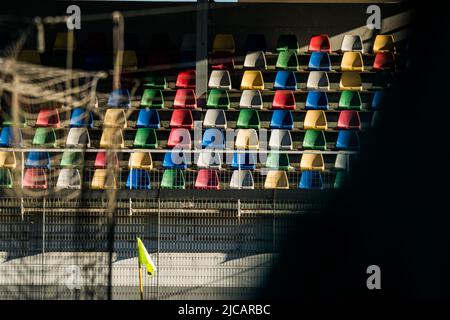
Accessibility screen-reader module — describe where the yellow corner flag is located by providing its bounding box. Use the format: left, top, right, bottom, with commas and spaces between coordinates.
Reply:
137, 237, 156, 277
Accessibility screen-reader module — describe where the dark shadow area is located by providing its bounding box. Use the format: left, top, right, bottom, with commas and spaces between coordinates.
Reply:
261, 1, 450, 300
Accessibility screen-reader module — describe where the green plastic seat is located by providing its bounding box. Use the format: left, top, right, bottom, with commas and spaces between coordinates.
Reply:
60, 151, 84, 167
32, 127, 57, 147
206, 89, 230, 109
334, 171, 346, 189
134, 128, 158, 148
338, 91, 362, 110
276, 51, 299, 70
237, 109, 260, 129
0, 167, 13, 188
160, 169, 185, 189
266, 152, 290, 170
1, 112, 27, 127
302, 130, 327, 150
140, 89, 164, 109
143, 74, 167, 89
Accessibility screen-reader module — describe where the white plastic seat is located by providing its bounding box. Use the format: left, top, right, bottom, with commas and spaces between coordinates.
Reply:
66, 128, 91, 147
239, 90, 263, 109
268, 129, 293, 150
230, 170, 254, 189
243, 51, 267, 69
341, 35, 364, 53
196, 150, 222, 168
335, 153, 348, 170
306, 71, 330, 90
56, 168, 82, 189
208, 70, 232, 89
203, 109, 227, 128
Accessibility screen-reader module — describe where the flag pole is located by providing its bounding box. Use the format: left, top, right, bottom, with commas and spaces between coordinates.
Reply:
138, 262, 144, 300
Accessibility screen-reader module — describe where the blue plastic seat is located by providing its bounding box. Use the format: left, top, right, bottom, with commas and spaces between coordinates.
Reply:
163, 151, 188, 169
308, 52, 331, 71
25, 152, 51, 169
70, 108, 94, 128
232, 152, 257, 170
107, 89, 131, 108
0, 127, 23, 147
299, 170, 324, 189
371, 90, 385, 110
305, 91, 329, 110
270, 110, 294, 130
136, 109, 160, 129
202, 128, 225, 149
336, 130, 360, 150
126, 169, 151, 190
273, 71, 297, 90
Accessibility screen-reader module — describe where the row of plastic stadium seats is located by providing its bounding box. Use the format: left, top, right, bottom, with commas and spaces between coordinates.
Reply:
1, 106, 365, 129
0, 150, 355, 171
140, 88, 384, 110
18, 32, 396, 71
0, 126, 362, 151
169, 69, 378, 91
23, 48, 394, 71
0, 167, 346, 190
211, 51, 394, 71
44, 32, 396, 55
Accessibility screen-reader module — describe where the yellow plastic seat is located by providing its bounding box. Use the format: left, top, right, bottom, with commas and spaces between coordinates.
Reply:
339, 72, 363, 90
18, 50, 41, 64
304, 110, 328, 130
0, 151, 16, 168
53, 32, 76, 51
91, 169, 117, 189
128, 152, 153, 169
240, 71, 264, 90
235, 129, 259, 149
340, 52, 364, 71
100, 128, 125, 148
103, 109, 127, 128
212, 34, 235, 54
122, 50, 138, 70
373, 35, 395, 53
264, 170, 289, 189
300, 153, 325, 171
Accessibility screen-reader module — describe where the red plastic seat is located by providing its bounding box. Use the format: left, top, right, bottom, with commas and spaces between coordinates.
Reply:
272, 90, 296, 110
167, 128, 192, 148
211, 52, 235, 70
176, 69, 196, 89
195, 169, 220, 190
23, 168, 47, 189
373, 52, 395, 71
170, 109, 194, 129
308, 34, 331, 53
36, 108, 61, 128
173, 89, 197, 109
337, 110, 361, 130
94, 152, 119, 168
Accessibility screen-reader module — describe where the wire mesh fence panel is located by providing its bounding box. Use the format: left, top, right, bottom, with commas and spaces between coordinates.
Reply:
0, 197, 306, 300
